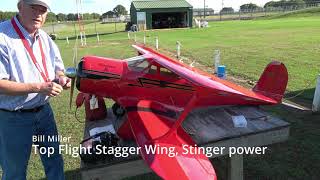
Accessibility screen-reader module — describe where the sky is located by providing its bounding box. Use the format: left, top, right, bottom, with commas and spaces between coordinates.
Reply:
0, 0, 278, 14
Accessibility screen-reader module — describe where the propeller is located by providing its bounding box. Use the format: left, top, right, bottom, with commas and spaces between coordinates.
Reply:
65, 67, 77, 109
65, 35, 79, 109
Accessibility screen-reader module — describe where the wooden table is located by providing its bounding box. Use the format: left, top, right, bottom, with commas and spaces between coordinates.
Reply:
80, 106, 289, 180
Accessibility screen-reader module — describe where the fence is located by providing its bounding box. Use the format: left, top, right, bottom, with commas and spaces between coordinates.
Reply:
195, 4, 320, 21
41, 5, 320, 40
42, 20, 127, 40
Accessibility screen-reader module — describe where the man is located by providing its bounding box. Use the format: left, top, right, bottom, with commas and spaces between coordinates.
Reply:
0, 0, 71, 179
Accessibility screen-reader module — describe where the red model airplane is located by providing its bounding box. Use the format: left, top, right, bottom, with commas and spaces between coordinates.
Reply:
66, 44, 288, 180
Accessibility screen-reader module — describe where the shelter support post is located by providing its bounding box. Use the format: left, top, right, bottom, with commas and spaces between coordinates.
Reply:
176, 41, 181, 60
134, 33, 137, 43
156, 36, 159, 50
228, 154, 243, 180
214, 50, 220, 74
312, 74, 320, 112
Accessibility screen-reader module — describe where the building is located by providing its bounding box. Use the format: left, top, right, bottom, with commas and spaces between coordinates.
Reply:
130, 0, 193, 30
193, 8, 215, 16
102, 15, 130, 23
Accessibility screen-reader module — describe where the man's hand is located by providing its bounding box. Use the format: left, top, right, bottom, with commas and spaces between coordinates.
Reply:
39, 82, 63, 97
58, 76, 72, 89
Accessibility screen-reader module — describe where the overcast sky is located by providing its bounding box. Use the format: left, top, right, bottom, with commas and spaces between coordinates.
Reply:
1, 0, 279, 14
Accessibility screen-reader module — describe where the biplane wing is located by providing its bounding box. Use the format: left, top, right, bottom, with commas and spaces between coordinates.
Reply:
125, 99, 217, 180
132, 44, 288, 105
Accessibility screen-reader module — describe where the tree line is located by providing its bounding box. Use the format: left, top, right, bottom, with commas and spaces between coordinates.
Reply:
101, 5, 128, 19
0, 11, 100, 22
0, 4, 128, 23
221, 0, 319, 14
1, 1, 319, 22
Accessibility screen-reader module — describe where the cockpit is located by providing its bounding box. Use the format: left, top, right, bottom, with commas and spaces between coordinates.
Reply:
125, 55, 179, 79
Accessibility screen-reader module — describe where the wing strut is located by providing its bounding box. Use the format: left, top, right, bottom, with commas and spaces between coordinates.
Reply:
164, 93, 197, 136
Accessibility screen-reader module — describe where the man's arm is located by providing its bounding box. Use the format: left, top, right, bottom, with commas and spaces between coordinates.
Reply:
0, 80, 63, 97
0, 80, 40, 95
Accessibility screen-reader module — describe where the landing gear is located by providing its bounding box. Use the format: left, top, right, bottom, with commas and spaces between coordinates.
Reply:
112, 103, 125, 117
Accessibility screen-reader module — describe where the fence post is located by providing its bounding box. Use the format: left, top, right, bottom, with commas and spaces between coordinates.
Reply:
73, 23, 77, 38
97, 33, 100, 43
214, 50, 220, 74
84, 31, 87, 46
52, 23, 55, 34
94, 22, 97, 34
312, 74, 320, 112
176, 41, 181, 59
80, 32, 84, 46
156, 36, 159, 50
66, 37, 69, 44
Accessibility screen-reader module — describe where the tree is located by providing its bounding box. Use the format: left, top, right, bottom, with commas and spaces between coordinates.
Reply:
102, 11, 115, 18
0, 11, 17, 21
264, 0, 305, 9
46, 12, 57, 23
113, 5, 127, 17
56, 13, 67, 21
291, 0, 306, 8
264, 1, 277, 8
82, 13, 93, 20
220, 7, 234, 14
240, 3, 261, 12
91, 13, 100, 19
304, 0, 318, 5
67, 13, 76, 21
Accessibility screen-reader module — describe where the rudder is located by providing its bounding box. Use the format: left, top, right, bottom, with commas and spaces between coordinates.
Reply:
253, 61, 288, 103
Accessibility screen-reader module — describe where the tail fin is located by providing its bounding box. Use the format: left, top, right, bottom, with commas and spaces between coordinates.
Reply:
253, 61, 288, 103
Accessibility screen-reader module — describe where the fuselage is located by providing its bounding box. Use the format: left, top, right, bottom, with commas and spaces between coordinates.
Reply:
76, 54, 276, 110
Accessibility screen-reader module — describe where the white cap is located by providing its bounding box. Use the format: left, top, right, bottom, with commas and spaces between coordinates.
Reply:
21, 0, 51, 11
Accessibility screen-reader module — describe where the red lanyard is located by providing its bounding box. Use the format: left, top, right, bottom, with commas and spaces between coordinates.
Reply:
11, 18, 49, 82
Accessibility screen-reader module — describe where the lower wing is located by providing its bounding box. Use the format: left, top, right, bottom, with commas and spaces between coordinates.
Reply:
126, 100, 217, 180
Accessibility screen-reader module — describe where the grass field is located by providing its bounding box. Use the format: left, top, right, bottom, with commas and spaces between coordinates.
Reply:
49, 15, 320, 99
1, 8, 320, 180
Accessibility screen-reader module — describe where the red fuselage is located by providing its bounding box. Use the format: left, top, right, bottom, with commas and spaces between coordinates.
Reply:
76, 54, 277, 110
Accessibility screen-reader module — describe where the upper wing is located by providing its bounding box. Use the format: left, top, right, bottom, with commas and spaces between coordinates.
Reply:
132, 44, 241, 93
126, 99, 217, 180
132, 45, 284, 104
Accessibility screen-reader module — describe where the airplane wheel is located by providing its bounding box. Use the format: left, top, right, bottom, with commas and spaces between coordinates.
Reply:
112, 103, 125, 117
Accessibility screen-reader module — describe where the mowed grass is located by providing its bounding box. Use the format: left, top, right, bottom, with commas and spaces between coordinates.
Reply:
140, 18, 320, 99
6, 9, 318, 180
